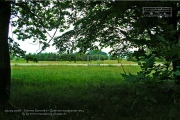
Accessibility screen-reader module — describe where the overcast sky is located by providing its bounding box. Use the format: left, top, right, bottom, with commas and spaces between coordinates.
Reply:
9, 25, 111, 54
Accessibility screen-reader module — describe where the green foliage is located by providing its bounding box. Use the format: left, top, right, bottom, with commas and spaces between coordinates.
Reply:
124, 55, 173, 84
8, 38, 26, 57
87, 50, 108, 60
24, 52, 108, 62
123, 54, 180, 108
10, 2, 180, 82
11, 1, 72, 52
174, 70, 180, 76
38, 53, 59, 61
25, 54, 38, 63
88, 50, 108, 56
7, 2, 180, 115
109, 55, 116, 60
70, 1, 180, 82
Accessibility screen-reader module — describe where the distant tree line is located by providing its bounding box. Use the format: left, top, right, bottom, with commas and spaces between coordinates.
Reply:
25, 50, 109, 62
25, 54, 38, 63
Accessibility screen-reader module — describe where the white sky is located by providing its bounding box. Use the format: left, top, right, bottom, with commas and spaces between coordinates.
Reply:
9, 25, 112, 54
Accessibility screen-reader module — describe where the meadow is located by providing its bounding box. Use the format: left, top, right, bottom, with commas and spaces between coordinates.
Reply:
10, 59, 138, 65
1, 63, 180, 119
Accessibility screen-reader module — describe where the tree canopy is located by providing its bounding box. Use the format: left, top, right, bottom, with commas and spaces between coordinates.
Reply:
10, 1, 180, 82
10, 1, 180, 58
10, 1, 73, 53
1, 0, 180, 106
54, 1, 180, 84
55, 1, 179, 56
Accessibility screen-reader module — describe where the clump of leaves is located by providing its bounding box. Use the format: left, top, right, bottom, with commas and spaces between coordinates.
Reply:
122, 54, 179, 110
137, 55, 173, 85
123, 55, 172, 85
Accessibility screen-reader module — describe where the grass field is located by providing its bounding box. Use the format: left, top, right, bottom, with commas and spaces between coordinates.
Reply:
11, 59, 137, 65
1, 65, 180, 119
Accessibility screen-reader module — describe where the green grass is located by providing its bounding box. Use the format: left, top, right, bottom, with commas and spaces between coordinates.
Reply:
11, 59, 137, 65
1, 65, 180, 120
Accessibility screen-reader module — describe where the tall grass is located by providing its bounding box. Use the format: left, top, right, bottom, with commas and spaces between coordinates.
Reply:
1, 65, 179, 119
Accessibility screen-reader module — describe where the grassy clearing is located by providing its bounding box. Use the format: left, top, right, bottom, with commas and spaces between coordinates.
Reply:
1, 65, 180, 119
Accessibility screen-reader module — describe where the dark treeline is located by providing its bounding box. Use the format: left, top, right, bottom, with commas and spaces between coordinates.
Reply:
25, 51, 109, 62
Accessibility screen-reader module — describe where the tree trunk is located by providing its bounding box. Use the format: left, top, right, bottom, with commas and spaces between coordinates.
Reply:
0, 0, 11, 104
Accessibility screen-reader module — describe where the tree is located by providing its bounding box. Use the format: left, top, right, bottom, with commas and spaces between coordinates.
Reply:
0, 0, 72, 107
0, 0, 11, 106
55, 1, 180, 84
25, 54, 38, 63
8, 38, 26, 58
88, 50, 108, 60
1, 0, 180, 109
11, 1, 75, 53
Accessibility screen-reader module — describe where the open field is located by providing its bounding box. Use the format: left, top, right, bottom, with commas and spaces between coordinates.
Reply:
11, 59, 138, 65
10, 59, 163, 66
1, 65, 179, 119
